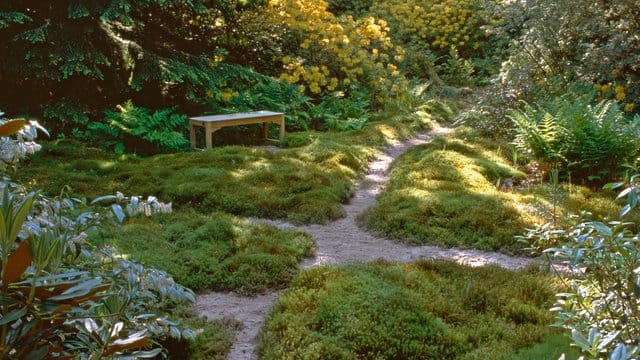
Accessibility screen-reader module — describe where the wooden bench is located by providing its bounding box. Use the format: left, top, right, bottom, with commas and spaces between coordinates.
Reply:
189, 111, 285, 149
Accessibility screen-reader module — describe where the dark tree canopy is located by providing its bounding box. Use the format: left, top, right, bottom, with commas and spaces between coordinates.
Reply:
0, 0, 263, 131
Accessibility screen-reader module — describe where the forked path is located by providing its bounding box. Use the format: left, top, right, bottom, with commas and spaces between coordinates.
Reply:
195, 126, 535, 360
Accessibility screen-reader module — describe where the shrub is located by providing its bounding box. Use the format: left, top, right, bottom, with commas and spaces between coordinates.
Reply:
268, 0, 407, 106
370, 0, 499, 56
81, 101, 189, 154
369, 0, 504, 80
519, 167, 640, 358
544, 219, 640, 358
496, 0, 640, 113
0, 117, 195, 358
510, 94, 640, 183
310, 86, 371, 131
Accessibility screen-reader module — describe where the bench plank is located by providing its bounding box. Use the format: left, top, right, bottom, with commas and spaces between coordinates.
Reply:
189, 111, 285, 149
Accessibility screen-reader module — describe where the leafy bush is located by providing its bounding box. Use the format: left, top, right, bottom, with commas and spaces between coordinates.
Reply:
435, 47, 475, 87
510, 94, 640, 182
0, 118, 195, 358
204, 63, 312, 131
310, 86, 371, 131
260, 261, 561, 359
542, 219, 640, 359
370, 0, 505, 84
83, 101, 189, 154
496, 0, 640, 112
517, 168, 640, 358
268, 0, 407, 105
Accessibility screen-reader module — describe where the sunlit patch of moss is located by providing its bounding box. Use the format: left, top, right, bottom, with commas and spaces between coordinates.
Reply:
92, 210, 315, 295
259, 260, 564, 359
361, 128, 636, 253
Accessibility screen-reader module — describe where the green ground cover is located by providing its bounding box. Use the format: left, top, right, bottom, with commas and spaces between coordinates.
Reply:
19, 113, 434, 224
259, 260, 572, 359
360, 127, 636, 253
92, 210, 314, 295
165, 316, 239, 360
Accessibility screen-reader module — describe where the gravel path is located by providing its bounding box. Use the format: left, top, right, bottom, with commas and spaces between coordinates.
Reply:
194, 126, 536, 360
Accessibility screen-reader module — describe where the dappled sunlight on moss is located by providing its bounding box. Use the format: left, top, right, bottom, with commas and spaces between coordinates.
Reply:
361, 131, 549, 253
374, 123, 401, 143
362, 128, 633, 253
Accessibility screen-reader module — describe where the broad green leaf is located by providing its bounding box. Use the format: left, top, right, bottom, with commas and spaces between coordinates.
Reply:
48, 278, 104, 301
572, 329, 591, 350
0, 306, 27, 325
610, 343, 626, 360
112, 204, 125, 223
91, 195, 118, 205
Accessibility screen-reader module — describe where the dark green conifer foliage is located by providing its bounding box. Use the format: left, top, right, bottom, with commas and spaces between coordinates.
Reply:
0, 1, 263, 132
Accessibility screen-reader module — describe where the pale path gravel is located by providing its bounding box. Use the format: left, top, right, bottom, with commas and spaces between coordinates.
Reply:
194, 126, 537, 360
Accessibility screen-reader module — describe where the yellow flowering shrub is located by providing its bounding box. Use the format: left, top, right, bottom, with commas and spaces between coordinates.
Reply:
370, 0, 498, 58
594, 82, 638, 113
268, 0, 406, 102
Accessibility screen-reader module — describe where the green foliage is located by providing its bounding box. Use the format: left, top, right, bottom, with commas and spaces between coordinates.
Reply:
87, 101, 189, 154
436, 47, 475, 87
544, 219, 640, 358
260, 260, 561, 359
496, 0, 640, 112
327, 0, 373, 17
205, 64, 312, 131
311, 87, 371, 131
94, 210, 314, 295
0, 117, 200, 358
510, 94, 640, 182
18, 114, 431, 224
0, 1, 262, 132
520, 172, 640, 358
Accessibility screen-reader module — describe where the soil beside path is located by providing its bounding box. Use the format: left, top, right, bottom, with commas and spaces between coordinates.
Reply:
194, 126, 536, 360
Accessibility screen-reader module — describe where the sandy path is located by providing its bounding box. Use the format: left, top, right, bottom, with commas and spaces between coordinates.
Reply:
195, 127, 536, 360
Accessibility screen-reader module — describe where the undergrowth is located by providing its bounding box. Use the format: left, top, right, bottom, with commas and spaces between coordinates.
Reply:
259, 260, 565, 359
91, 210, 315, 295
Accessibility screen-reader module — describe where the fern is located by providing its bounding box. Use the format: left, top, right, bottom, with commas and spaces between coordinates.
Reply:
510, 94, 640, 182
94, 101, 189, 153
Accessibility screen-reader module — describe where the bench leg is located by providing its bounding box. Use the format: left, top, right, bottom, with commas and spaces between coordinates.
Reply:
279, 118, 285, 141
205, 124, 221, 149
190, 124, 197, 149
